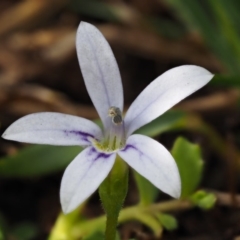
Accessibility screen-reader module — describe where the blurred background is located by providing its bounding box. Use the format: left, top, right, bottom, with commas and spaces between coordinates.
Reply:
0, 0, 240, 239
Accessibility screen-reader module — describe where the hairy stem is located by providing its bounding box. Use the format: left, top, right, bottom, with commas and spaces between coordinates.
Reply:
99, 158, 128, 240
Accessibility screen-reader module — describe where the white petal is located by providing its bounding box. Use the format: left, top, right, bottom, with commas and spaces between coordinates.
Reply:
76, 22, 123, 129
2, 112, 102, 146
60, 147, 116, 213
119, 134, 181, 198
124, 65, 213, 135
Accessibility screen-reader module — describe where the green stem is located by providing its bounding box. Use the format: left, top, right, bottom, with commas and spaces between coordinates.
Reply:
99, 157, 128, 240
105, 213, 118, 240
71, 199, 191, 238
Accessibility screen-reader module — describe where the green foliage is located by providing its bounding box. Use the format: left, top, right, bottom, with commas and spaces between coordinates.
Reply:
133, 171, 158, 206
156, 213, 178, 231
190, 190, 217, 210
168, 0, 240, 74
0, 145, 81, 178
136, 110, 186, 137
70, 0, 185, 39
99, 157, 128, 240
171, 137, 203, 198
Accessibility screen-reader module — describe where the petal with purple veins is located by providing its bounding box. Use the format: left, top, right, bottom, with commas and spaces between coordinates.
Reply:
119, 134, 181, 198
60, 146, 116, 213
2, 112, 102, 146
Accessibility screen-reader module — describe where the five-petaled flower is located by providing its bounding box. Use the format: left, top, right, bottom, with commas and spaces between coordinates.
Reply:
2, 22, 214, 214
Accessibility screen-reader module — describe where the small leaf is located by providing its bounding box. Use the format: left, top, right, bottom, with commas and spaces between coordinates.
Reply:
133, 171, 158, 206
156, 213, 178, 231
0, 145, 81, 178
190, 190, 216, 210
171, 137, 203, 197
136, 110, 186, 137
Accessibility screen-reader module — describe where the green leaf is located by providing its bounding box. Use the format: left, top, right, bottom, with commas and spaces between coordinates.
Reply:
190, 190, 216, 210
0, 145, 81, 178
133, 171, 158, 206
171, 137, 203, 198
136, 110, 186, 137
156, 213, 178, 231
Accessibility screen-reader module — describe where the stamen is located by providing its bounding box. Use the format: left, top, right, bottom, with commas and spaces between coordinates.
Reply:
92, 107, 125, 152
107, 107, 125, 150
108, 107, 123, 125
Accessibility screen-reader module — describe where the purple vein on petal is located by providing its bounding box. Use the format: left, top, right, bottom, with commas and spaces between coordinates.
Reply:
122, 144, 138, 153
66, 148, 112, 205
61, 146, 115, 213
88, 147, 113, 161
75, 148, 112, 186
63, 130, 96, 143
121, 143, 172, 183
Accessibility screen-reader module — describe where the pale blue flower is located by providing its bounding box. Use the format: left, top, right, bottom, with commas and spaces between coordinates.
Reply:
2, 22, 214, 213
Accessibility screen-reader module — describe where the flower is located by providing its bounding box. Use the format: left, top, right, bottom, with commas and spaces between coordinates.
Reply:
2, 22, 214, 214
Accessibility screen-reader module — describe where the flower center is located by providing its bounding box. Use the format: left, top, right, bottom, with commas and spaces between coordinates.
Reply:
92, 106, 126, 153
